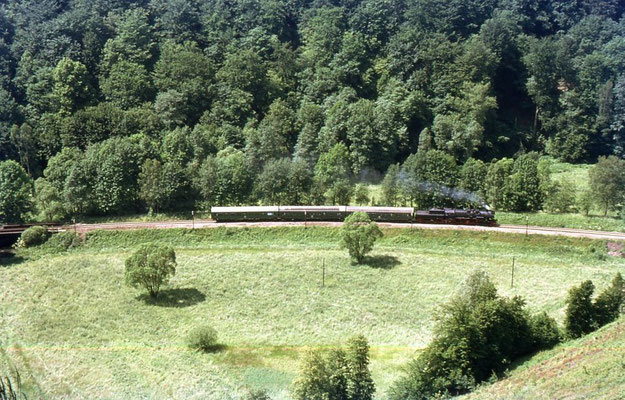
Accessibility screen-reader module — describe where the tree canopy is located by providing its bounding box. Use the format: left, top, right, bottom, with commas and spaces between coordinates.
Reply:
2, 0, 625, 216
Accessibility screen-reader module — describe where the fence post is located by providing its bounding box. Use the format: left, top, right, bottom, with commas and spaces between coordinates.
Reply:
322, 258, 325, 288
511, 256, 515, 289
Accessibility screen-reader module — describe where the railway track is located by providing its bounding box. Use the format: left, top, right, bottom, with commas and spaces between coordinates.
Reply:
59, 219, 625, 241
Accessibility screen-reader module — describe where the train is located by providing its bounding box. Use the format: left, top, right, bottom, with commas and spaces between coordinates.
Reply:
210, 206, 497, 226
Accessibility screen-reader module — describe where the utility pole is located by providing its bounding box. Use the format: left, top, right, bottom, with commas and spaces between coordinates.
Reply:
511, 256, 515, 289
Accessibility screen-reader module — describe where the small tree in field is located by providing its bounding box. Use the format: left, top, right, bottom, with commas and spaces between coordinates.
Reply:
125, 244, 177, 298
341, 212, 383, 264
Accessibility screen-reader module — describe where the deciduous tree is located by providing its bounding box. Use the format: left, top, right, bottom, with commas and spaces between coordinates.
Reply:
341, 211, 383, 264
125, 244, 177, 299
0, 160, 33, 223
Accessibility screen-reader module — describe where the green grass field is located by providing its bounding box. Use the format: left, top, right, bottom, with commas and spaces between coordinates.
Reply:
1, 227, 624, 399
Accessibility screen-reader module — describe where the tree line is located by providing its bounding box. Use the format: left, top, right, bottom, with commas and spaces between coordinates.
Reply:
3, 144, 625, 223
2, 1, 625, 222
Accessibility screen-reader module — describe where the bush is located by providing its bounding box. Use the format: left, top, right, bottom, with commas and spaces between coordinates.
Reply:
45, 231, 82, 251
293, 336, 375, 400
529, 312, 561, 349
19, 226, 49, 247
576, 189, 593, 216
389, 271, 560, 400
186, 325, 219, 352
543, 179, 576, 213
353, 184, 370, 205
341, 212, 383, 264
125, 244, 176, 298
593, 273, 624, 326
564, 280, 596, 338
564, 275, 624, 340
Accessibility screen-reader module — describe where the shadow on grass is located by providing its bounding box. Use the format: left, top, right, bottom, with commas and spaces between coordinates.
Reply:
362, 254, 401, 269
0, 251, 24, 267
195, 343, 228, 354
138, 288, 206, 308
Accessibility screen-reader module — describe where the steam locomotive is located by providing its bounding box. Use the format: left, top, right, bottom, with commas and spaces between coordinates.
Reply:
210, 206, 497, 226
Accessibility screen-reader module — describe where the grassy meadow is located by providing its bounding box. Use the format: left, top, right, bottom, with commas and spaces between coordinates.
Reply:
1, 227, 624, 399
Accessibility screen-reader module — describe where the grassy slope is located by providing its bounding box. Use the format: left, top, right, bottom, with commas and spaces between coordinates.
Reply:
463, 317, 625, 400
1, 227, 624, 399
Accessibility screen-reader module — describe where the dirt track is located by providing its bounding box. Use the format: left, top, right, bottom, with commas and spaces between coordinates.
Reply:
59, 219, 625, 241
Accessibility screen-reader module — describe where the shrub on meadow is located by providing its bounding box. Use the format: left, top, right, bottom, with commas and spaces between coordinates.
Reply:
187, 325, 219, 352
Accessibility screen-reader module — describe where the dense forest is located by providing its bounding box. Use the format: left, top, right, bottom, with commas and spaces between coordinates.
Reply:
2, 0, 625, 221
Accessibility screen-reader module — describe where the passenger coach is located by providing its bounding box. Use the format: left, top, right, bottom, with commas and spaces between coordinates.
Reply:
210, 206, 497, 226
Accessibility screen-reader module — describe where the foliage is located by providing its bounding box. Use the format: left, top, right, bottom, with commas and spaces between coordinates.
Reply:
245, 390, 271, 400
124, 244, 177, 298
543, 178, 577, 213
589, 156, 625, 216
345, 335, 375, 400
485, 158, 514, 210
0, 160, 33, 223
34, 177, 66, 222
381, 163, 402, 206
576, 189, 594, 216
2, 0, 625, 220
564, 280, 596, 339
399, 150, 459, 208
341, 212, 383, 263
501, 154, 544, 212
459, 158, 487, 200
44, 231, 82, 252
186, 325, 219, 352
564, 275, 625, 339
593, 273, 625, 327
19, 225, 49, 247
197, 147, 252, 206
528, 312, 562, 349
314, 143, 354, 205
389, 270, 560, 399
292, 336, 375, 400
353, 184, 370, 206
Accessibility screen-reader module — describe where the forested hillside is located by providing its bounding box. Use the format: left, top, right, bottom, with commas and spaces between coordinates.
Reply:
1, 0, 625, 221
